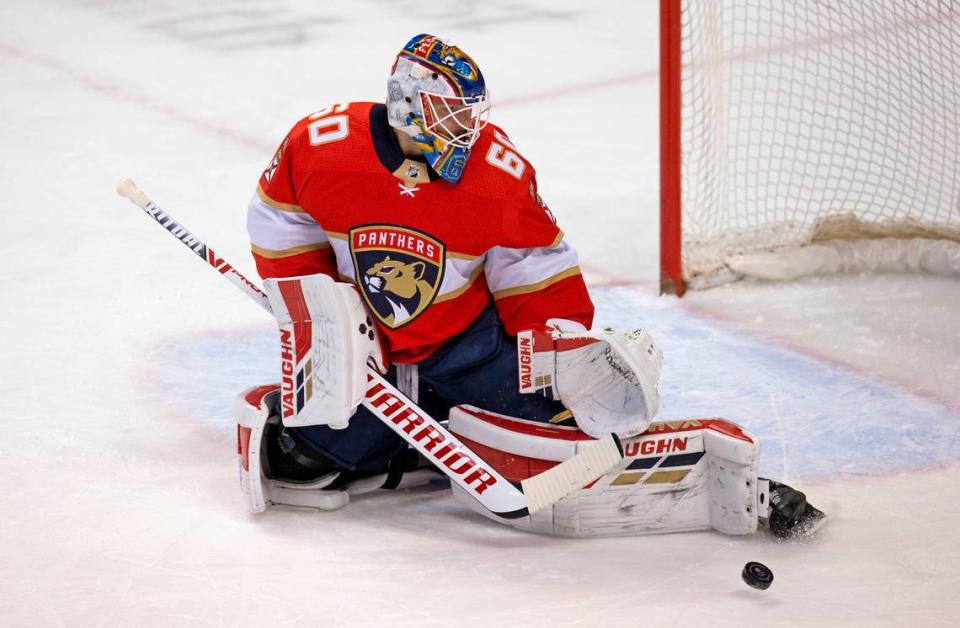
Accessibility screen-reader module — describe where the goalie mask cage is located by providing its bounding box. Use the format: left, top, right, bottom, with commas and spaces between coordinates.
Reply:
660, 0, 960, 295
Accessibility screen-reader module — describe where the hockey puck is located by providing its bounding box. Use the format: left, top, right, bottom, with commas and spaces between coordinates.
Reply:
741, 561, 774, 590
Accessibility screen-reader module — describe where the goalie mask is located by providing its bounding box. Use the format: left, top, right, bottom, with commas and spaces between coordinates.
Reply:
386, 34, 490, 184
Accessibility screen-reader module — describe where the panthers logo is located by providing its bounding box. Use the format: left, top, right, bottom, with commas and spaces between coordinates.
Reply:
363, 256, 434, 326
350, 225, 445, 329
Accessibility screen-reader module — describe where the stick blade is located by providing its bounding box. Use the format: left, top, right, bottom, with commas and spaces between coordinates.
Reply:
520, 434, 623, 514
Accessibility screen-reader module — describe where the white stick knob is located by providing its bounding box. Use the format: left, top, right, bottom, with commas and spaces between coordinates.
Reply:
116, 179, 151, 209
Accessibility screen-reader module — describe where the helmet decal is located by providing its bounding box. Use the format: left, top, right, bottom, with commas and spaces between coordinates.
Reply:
386, 34, 489, 184
401, 34, 483, 91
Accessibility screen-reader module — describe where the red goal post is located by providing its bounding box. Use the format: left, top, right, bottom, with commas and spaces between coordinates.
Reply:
660, 0, 960, 295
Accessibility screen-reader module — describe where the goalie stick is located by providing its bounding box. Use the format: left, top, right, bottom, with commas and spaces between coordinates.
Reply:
116, 179, 624, 518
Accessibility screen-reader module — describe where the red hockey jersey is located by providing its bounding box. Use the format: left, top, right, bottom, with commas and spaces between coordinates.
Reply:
247, 102, 594, 363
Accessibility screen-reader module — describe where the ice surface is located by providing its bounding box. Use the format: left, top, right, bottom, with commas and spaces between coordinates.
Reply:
1, 1, 958, 626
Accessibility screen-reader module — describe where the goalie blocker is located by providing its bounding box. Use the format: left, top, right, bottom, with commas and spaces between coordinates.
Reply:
261, 275, 387, 430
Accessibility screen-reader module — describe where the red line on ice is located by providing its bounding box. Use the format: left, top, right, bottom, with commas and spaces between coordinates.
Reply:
0, 42, 272, 152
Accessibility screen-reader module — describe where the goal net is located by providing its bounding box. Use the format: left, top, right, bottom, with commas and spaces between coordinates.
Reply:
660, 0, 960, 294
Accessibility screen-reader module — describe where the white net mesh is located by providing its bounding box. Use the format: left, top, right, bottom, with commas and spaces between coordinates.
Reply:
679, 0, 960, 285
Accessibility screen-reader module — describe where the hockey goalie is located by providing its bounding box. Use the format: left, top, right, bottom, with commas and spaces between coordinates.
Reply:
236, 34, 823, 538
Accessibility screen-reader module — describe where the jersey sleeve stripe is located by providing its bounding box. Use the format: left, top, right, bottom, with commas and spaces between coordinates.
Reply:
256, 184, 305, 213
484, 241, 581, 293
435, 263, 485, 303
491, 266, 583, 300
251, 242, 332, 259
548, 231, 565, 248
247, 192, 330, 252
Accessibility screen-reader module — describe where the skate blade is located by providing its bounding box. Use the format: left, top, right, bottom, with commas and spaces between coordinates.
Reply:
784, 504, 827, 540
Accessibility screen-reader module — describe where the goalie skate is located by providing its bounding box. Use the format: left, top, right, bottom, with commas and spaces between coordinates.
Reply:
760, 479, 827, 540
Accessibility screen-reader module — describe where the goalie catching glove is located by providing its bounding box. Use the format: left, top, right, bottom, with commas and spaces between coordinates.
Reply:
517, 323, 663, 438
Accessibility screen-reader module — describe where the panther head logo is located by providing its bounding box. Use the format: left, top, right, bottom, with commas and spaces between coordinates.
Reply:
363, 256, 434, 326
351, 226, 445, 329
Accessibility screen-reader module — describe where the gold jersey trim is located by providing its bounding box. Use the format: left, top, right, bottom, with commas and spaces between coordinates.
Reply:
447, 250, 481, 261
548, 231, 565, 248
492, 266, 582, 300
434, 264, 485, 304
251, 242, 331, 259
257, 185, 304, 213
